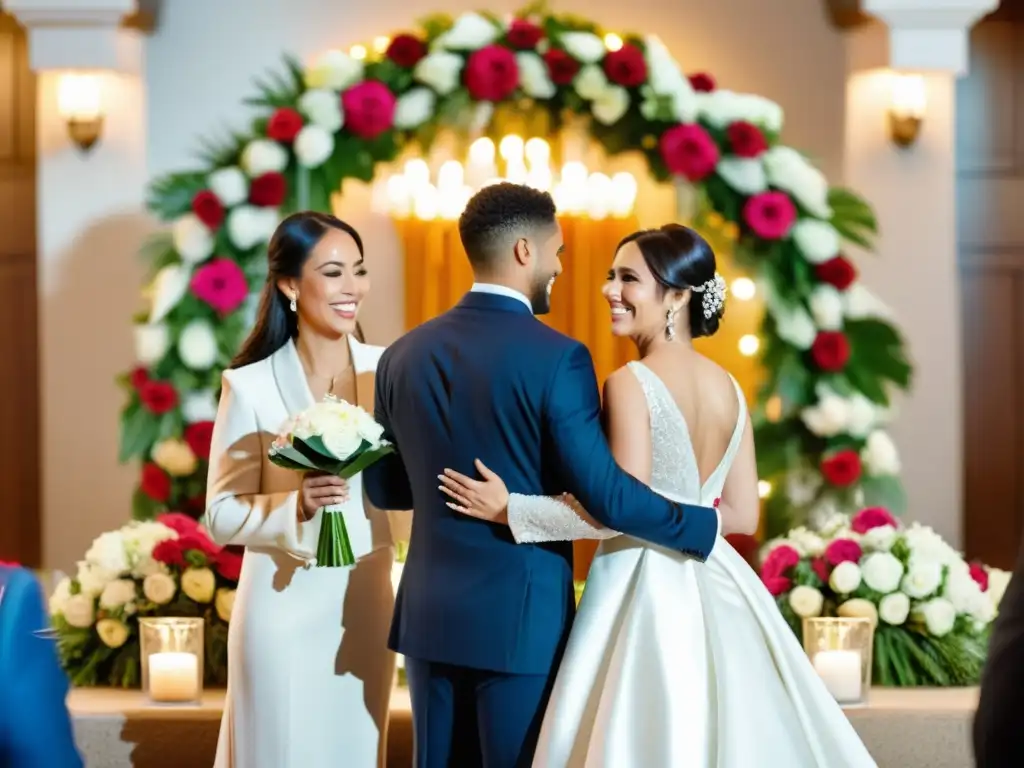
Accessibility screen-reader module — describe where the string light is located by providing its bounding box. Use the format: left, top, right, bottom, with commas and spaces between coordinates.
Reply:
758, 480, 772, 499
731, 277, 756, 300
603, 33, 623, 51
373, 36, 390, 55
738, 335, 760, 356
349, 44, 367, 60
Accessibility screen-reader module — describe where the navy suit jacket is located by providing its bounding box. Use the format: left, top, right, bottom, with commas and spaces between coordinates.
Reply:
364, 292, 718, 676
0, 566, 83, 767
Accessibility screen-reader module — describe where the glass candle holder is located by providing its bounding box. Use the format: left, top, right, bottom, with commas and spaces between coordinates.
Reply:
802, 617, 874, 707
139, 617, 204, 705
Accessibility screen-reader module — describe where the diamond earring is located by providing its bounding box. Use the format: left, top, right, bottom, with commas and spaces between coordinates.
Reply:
289, 296, 297, 312
665, 307, 677, 341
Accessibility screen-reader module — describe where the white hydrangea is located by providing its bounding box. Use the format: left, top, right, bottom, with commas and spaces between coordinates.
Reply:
85, 531, 130, 577
861, 524, 897, 552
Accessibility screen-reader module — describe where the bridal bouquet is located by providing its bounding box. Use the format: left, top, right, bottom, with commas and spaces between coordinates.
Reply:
269, 395, 393, 567
761, 507, 1010, 687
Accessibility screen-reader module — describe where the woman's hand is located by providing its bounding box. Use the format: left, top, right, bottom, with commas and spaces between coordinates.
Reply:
299, 473, 349, 521
438, 459, 510, 524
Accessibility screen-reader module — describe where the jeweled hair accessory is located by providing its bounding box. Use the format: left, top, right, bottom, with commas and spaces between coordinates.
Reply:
690, 273, 727, 319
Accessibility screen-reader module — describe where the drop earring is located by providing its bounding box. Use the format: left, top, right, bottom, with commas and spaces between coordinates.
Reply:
289, 295, 297, 312
665, 306, 677, 341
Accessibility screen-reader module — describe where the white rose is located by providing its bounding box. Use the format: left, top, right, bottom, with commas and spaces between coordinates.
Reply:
134, 323, 170, 366
85, 531, 130, 576
788, 585, 824, 618
304, 49, 363, 90
861, 524, 897, 553
902, 560, 943, 599
592, 86, 629, 126
843, 283, 893, 321
49, 577, 73, 616
148, 264, 190, 324
846, 394, 878, 438
862, 430, 900, 476
436, 12, 499, 50
393, 87, 436, 130
698, 90, 783, 133
918, 598, 956, 637
716, 157, 767, 196
861, 551, 903, 593
413, 51, 464, 95
643, 36, 697, 121
792, 219, 840, 265
943, 564, 990, 619
181, 567, 216, 603
172, 213, 215, 264
178, 319, 219, 370
878, 592, 911, 625
903, 523, 958, 566
215, 588, 236, 622
294, 125, 334, 168
829, 561, 862, 594
63, 593, 95, 628
574, 65, 608, 101
152, 438, 198, 477
801, 391, 850, 437
809, 284, 844, 330
143, 572, 177, 605
182, 389, 218, 423
769, 301, 817, 350
838, 597, 878, 624
297, 88, 344, 132
762, 146, 831, 219
516, 52, 555, 100
989, 568, 1012, 612
207, 166, 248, 207
227, 205, 278, 251
240, 139, 288, 177
96, 618, 130, 648
99, 579, 136, 610
560, 31, 606, 64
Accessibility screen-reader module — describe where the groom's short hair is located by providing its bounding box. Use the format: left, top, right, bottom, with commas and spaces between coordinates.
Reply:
458, 182, 557, 269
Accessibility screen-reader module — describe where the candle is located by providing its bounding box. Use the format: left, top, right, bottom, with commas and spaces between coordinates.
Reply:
148, 651, 199, 703
813, 649, 862, 703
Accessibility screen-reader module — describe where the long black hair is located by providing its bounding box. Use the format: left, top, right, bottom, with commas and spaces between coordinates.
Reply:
230, 211, 365, 369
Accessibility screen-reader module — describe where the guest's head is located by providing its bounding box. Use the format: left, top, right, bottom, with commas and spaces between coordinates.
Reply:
603, 224, 723, 343
231, 212, 368, 368
458, 182, 563, 314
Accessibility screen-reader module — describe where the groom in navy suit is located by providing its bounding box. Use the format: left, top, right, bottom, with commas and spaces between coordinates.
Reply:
364, 182, 719, 767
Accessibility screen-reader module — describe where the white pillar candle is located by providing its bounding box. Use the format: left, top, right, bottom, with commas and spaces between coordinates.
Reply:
813, 649, 863, 703
148, 651, 199, 703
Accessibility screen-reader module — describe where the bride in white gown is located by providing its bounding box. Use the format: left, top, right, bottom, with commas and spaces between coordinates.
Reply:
439, 224, 876, 767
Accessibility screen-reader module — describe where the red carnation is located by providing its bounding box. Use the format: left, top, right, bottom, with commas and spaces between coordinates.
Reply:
249, 172, 287, 207
266, 107, 304, 143
812, 556, 830, 583
810, 330, 851, 372
815, 256, 857, 291
659, 123, 719, 182
184, 421, 215, 461
824, 538, 863, 566
139, 380, 178, 414
761, 544, 800, 579
603, 44, 647, 88
152, 538, 184, 567
763, 576, 792, 596
507, 19, 544, 49
688, 72, 716, 92
141, 463, 171, 502
386, 34, 427, 68
191, 190, 225, 230
726, 121, 768, 158
742, 191, 796, 240
543, 49, 580, 85
969, 562, 989, 592
129, 367, 149, 390
851, 507, 897, 534
820, 450, 862, 487
341, 80, 397, 139
216, 549, 244, 581
464, 45, 519, 102
158, 512, 201, 536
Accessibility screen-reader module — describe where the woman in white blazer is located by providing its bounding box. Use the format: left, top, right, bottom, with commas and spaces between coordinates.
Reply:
205, 211, 397, 768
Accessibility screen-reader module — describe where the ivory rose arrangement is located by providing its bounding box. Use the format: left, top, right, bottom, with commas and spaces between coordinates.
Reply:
762, 507, 1009, 687
49, 514, 239, 687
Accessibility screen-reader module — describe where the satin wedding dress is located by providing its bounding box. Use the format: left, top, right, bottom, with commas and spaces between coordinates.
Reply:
507, 361, 877, 767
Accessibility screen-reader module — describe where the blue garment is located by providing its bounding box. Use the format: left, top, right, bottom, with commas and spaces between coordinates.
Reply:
0, 566, 82, 767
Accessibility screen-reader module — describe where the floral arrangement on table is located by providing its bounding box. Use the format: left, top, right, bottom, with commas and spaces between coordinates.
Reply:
116, 6, 910, 539
762, 506, 1010, 686
48, 513, 239, 687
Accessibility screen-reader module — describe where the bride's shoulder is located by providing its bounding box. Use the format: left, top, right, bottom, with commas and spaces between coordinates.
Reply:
602, 363, 649, 413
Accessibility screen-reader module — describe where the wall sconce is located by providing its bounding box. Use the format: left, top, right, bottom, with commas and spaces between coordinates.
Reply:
57, 73, 104, 152
888, 73, 926, 149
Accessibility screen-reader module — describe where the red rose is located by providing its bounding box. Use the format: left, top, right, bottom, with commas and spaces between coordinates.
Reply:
139, 380, 178, 414
659, 123, 719, 182
191, 190, 225, 230
216, 549, 244, 581
507, 19, 544, 49
178, 531, 221, 560
815, 256, 857, 291
726, 121, 768, 158
386, 34, 427, 68
141, 463, 171, 502
824, 538, 863, 566
184, 421, 215, 461
812, 556, 830, 583
742, 192, 796, 240
182, 494, 206, 518
464, 45, 519, 102
543, 49, 580, 85
762, 576, 792, 596
761, 544, 800, 579
266, 107, 304, 143
158, 512, 200, 536
688, 72, 716, 92
851, 507, 897, 534
152, 538, 184, 567
603, 44, 647, 88
969, 562, 989, 591
725, 533, 759, 566
341, 81, 397, 139
820, 450, 862, 487
248, 172, 287, 207
810, 331, 851, 372
129, 367, 149, 390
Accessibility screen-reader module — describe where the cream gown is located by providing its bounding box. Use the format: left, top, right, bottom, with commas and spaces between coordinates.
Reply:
506, 361, 877, 767
204, 338, 397, 768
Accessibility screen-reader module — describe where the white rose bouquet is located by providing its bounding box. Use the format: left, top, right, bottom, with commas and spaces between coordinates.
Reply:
269, 394, 393, 567
760, 506, 1007, 687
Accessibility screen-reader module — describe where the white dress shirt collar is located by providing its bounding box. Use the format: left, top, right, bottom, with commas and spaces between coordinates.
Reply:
470, 283, 533, 313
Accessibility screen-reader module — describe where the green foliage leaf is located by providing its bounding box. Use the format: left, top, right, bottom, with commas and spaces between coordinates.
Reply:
858, 474, 908, 515
147, 172, 207, 221
119, 403, 159, 463
829, 187, 878, 249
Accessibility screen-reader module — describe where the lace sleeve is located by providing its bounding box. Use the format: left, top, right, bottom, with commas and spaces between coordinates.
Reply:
507, 494, 620, 544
